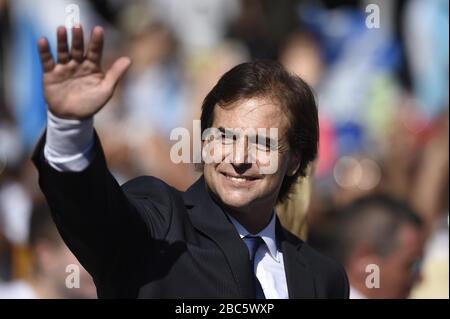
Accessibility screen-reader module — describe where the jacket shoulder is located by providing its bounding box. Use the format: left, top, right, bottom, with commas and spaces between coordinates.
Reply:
121, 176, 178, 197
301, 241, 349, 299
121, 176, 183, 238
281, 228, 349, 298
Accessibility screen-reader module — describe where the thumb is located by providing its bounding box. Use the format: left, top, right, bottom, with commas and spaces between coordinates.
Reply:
103, 56, 131, 91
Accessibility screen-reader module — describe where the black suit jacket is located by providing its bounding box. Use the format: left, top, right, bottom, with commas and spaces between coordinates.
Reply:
32, 134, 349, 299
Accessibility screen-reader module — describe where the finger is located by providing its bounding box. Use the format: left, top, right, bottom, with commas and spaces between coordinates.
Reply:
56, 26, 70, 64
37, 37, 55, 72
70, 25, 84, 62
103, 57, 131, 91
86, 26, 104, 66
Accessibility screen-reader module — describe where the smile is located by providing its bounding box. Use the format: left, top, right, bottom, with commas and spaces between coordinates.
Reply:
221, 172, 261, 184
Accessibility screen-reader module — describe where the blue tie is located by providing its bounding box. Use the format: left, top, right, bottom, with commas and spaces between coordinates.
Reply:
243, 236, 266, 299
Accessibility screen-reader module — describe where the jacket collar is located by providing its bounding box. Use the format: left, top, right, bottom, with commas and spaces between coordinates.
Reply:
276, 220, 316, 298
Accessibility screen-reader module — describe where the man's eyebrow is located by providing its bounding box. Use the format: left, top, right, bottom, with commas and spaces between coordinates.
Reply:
217, 127, 280, 146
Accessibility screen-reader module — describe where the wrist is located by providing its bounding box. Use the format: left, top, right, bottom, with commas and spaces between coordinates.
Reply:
46, 110, 94, 155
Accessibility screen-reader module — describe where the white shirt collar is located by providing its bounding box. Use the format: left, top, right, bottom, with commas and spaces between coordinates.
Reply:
227, 212, 280, 262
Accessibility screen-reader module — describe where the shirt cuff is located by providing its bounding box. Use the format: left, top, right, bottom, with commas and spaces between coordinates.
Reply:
44, 111, 95, 172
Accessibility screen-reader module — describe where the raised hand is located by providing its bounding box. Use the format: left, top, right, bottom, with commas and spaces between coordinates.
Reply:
38, 25, 131, 119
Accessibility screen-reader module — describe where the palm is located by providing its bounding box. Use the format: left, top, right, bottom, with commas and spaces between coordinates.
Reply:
38, 26, 130, 119
43, 61, 108, 118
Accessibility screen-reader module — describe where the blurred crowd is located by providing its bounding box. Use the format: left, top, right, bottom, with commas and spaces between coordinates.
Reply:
0, 0, 448, 299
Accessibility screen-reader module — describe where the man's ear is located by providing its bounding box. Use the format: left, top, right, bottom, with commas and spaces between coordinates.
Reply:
287, 151, 301, 176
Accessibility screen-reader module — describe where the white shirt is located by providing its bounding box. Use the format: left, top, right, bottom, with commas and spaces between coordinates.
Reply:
44, 114, 289, 298
227, 213, 289, 299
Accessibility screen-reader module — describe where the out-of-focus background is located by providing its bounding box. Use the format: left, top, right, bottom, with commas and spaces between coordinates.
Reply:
0, 0, 448, 299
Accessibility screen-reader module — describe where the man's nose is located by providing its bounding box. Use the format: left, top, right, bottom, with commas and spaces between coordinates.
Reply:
232, 136, 250, 164
230, 136, 253, 173
231, 162, 252, 174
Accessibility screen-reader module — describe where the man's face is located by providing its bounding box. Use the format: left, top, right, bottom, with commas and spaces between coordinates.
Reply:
203, 97, 298, 212
379, 225, 425, 299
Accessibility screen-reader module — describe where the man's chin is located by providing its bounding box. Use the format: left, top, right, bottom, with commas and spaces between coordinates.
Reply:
218, 194, 255, 211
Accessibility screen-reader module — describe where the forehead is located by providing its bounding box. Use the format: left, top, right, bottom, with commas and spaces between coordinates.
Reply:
212, 97, 289, 132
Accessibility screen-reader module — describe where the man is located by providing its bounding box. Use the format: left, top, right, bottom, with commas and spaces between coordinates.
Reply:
327, 194, 424, 299
32, 25, 349, 298
0, 204, 96, 299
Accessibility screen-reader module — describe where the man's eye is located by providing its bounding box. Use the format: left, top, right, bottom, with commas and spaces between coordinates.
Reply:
221, 134, 235, 144
256, 142, 270, 152
256, 138, 275, 152
207, 134, 216, 142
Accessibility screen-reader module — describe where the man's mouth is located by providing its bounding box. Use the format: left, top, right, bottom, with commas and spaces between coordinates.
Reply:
221, 172, 261, 183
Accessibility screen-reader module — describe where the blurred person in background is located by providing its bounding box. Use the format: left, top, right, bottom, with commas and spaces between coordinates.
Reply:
117, 11, 193, 189
276, 31, 324, 240
0, 203, 96, 298
150, 0, 241, 55
409, 109, 449, 298
5, 0, 101, 151
319, 194, 425, 299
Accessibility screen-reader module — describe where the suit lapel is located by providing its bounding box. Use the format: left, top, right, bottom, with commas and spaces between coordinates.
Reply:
182, 176, 255, 298
276, 219, 316, 299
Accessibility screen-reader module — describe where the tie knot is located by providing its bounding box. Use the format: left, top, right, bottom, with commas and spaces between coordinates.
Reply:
243, 236, 264, 261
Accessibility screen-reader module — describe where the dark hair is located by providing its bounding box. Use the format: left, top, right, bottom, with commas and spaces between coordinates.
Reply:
200, 60, 319, 202
330, 194, 423, 265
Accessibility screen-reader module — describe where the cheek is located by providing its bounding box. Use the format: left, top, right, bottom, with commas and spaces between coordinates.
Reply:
255, 151, 280, 174
264, 173, 287, 195
202, 140, 228, 164
261, 154, 290, 184
203, 164, 221, 190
